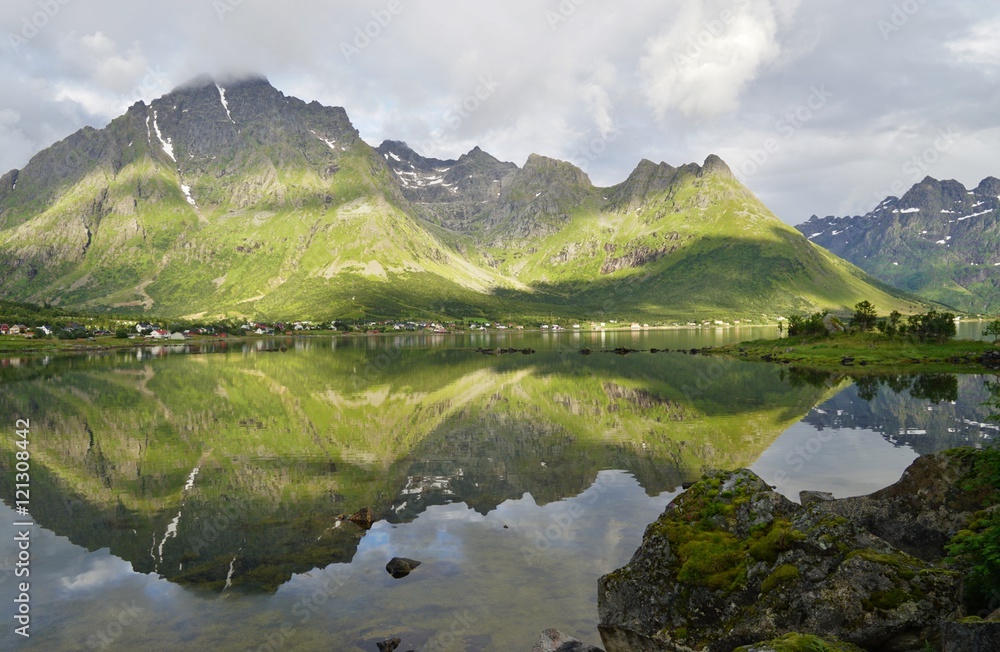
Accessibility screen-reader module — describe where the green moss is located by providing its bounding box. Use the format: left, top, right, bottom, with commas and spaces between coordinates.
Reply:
761, 564, 800, 593
674, 627, 688, 640
847, 548, 919, 580
734, 632, 866, 652
863, 588, 917, 611
676, 530, 746, 591
749, 520, 805, 564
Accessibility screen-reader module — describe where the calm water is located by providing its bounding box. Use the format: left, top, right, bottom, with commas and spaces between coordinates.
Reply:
0, 325, 996, 651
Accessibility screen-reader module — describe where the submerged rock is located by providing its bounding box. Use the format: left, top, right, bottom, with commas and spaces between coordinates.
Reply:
597, 468, 959, 652
376, 637, 401, 652
385, 557, 421, 579
531, 628, 605, 651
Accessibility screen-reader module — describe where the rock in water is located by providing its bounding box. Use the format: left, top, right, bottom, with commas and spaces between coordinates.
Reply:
531, 628, 604, 652
347, 506, 375, 530
597, 468, 959, 652
376, 637, 401, 652
385, 557, 421, 579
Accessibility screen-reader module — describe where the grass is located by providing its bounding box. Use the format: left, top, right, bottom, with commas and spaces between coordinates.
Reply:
708, 331, 997, 372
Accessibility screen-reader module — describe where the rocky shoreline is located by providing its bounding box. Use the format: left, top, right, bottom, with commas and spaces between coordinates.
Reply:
537, 448, 1000, 652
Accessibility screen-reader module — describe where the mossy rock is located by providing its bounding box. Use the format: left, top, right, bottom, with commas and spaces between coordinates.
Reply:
761, 564, 800, 594
733, 632, 866, 651
599, 467, 962, 652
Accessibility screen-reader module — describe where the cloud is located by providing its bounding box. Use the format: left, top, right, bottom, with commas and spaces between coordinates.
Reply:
0, 0, 996, 223
946, 19, 1000, 65
639, 0, 799, 119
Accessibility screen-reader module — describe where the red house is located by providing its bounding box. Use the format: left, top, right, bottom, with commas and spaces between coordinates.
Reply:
0, 324, 8, 335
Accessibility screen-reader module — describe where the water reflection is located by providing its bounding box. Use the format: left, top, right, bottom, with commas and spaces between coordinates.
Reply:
0, 335, 996, 650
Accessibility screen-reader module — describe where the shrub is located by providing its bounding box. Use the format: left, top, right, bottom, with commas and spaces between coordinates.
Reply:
907, 310, 957, 343
788, 311, 829, 337
876, 310, 903, 337
850, 301, 878, 332
946, 445, 1000, 614
985, 319, 1000, 344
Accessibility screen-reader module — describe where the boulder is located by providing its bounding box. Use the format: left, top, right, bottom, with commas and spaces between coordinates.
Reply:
815, 449, 986, 562
598, 469, 960, 652
800, 490, 836, 506
940, 619, 1000, 652
531, 628, 604, 652
385, 557, 421, 579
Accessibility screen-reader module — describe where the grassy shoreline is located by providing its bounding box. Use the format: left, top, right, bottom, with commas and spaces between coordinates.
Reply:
707, 332, 999, 373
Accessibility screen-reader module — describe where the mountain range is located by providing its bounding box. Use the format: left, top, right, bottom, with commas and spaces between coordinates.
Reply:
797, 176, 1000, 313
0, 74, 922, 322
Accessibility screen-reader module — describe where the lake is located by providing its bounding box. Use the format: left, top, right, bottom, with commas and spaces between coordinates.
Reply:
1, 324, 996, 651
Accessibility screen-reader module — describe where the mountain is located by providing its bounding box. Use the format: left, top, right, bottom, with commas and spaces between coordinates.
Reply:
0, 74, 923, 321
797, 176, 1000, 313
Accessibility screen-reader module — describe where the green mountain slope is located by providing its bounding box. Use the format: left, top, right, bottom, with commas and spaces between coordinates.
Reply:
0, 75, 925, 321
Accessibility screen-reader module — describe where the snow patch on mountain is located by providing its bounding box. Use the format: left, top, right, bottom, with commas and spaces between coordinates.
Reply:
216, 84, 236, 124
152, 111, 175, 162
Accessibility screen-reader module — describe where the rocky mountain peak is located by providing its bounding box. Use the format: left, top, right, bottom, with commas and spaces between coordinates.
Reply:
975, 176, 1000, 197
700, 153, 734, 179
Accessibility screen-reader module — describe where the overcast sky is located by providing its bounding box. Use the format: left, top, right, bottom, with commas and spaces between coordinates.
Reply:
1, 0, 997, 223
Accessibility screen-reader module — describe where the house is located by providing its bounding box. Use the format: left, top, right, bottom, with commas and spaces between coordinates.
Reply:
38, 325, 52, 336
10, 324, 27, 335
148, 329, 170, 339
169, 332, 188, 341
0, 324, 8, 335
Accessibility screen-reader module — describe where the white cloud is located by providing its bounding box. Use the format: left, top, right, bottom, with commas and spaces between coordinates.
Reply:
639, 1, 798, 118
946, 19, 1000, 65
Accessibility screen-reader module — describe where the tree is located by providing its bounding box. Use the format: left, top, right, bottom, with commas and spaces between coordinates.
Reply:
985, 319, 1000, 344
850, 301, 878, 332
907, 310, 957, 343
876, 310, 903, 337
787, 311, 828, 337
